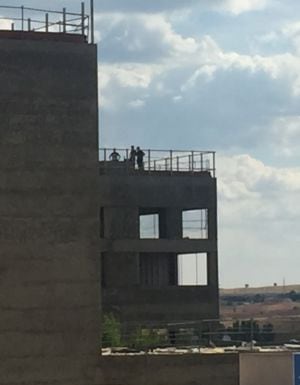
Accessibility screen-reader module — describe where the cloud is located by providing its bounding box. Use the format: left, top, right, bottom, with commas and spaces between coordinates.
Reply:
218, 154, 300, 286
222, 0, 269, 15
0, 18, 13, 30
270, 116, 300, 156
97, 12, 300, 153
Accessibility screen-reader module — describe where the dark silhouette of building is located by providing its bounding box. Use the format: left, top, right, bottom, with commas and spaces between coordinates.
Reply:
0, 5, 100, 385
99, 150, 219, 328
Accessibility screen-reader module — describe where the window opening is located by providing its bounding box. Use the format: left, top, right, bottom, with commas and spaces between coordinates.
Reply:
178, 253, 207, 286
139, 213, 159, 239
182, 209, 208, 239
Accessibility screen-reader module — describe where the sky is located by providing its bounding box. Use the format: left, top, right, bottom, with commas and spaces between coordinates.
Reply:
3, 0, 300, 288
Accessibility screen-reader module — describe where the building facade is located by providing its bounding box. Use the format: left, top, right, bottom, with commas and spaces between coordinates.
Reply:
0, 12, 101, 385
99, 150, 219, 329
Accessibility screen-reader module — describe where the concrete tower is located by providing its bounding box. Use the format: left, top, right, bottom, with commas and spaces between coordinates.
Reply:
0, 8, 100, 385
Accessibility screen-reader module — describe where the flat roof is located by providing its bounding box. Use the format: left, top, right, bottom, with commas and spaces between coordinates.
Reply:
0, 30, 87, 43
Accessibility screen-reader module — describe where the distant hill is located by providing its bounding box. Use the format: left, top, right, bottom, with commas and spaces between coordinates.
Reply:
220, 284, 300, 296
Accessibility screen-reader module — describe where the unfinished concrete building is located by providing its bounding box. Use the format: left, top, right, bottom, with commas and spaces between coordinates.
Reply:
0, 5, 100, 385
99, 150, 219, 328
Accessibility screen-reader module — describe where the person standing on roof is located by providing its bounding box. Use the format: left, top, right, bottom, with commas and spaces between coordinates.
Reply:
129, 145, 136, 167
136, 147, 145, 170
109, 148, 120, 161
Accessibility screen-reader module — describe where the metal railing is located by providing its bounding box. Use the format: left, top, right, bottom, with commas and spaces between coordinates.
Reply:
99, 148, 216, 176
0, 3, 94, 41
102, 315, 300, 352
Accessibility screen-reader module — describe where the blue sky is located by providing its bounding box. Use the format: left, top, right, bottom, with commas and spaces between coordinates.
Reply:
97, 0, 300, 288
3, 0, 300, 287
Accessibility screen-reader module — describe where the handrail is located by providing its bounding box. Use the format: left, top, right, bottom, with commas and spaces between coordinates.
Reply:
0, 3, 92, 41
99, 148, 216, 177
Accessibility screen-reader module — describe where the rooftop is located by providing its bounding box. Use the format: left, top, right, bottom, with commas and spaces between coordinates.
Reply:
0, 4, 94, 43
99, 148, 216, 176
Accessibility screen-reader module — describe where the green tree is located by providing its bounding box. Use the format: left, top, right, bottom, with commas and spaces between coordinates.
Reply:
102, 313, 122, 347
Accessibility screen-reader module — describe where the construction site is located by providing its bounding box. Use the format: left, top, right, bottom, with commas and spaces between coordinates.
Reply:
0, 3, 299, 385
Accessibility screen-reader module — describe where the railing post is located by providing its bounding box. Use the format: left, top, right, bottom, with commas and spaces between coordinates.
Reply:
81, 2, 85, 36
148, 150, 151, 172
90, 0, 94, 43
200, 153, 203, 172
27, 18, 31, 31
11, 23, 14, 31
250, 318, 254, 351
170, 150, 173, 173
62, 8, 66, 33
213, 152, 216, 177
176, 156, 179, 172
45, 13, 49, 32
165, 158, 168, 171
191, 151, 194, 172
21, 6, 24, 31
154, 160, 156, 171
104, 149, 107, 162
188, 155, 191, 171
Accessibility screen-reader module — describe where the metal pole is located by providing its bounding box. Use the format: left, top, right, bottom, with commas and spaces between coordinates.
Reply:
200, 153, 203, 172
176, 156, 179, 172
90, 0, 94, 43
45, 13, 49, 32
62, 8, 66, 33
11, 23, 14, 31
148, 150, 150, 172
21, 6, 24, 31
250, 319, 254, 351
27, 18, 31, 31
195, 253, 198, 285
170, 150, 173, 173
81, 2, 85, 36
213, 152, 216, 177
191, 151, 194, 172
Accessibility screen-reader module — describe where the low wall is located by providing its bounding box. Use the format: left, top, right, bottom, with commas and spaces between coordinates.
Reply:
239, 352, 293, 385
97, 353, 239, 385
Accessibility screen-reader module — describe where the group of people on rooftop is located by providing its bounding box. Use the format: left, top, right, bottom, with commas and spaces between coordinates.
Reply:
109, 146, 145, 170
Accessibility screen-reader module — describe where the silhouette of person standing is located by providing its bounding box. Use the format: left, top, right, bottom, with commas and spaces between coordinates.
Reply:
129, 145, 136, 167
109, 148, 120, 161
136, 147, 145, 170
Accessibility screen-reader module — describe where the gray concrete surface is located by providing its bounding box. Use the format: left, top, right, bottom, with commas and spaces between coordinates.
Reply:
240, 352, 293, 385
97, 353, 239, 385
0, 33, 100, 385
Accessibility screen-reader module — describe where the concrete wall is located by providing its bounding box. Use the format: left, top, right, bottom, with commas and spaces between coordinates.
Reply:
240, 352, 293, 385
100, 168, 219, 325
97, 354, 239, 385
0, 34, 100, 385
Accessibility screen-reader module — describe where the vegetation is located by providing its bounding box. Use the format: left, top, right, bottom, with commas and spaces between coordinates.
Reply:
102, 313, 165, 349
102, 313, 122, 347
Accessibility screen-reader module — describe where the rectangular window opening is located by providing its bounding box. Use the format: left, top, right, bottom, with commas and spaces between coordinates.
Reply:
140, 253, 177, 287
139, 212, 159, 239
178, 253, 207, 286
182, 209, 208, 239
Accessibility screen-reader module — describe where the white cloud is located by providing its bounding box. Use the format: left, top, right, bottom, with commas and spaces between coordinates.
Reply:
222, 0, 269, 15
218, 153, 300, 286
0, 18, 12, 29
128, 99, 145, 108
270, 116, 300, 156
218, 154, 300, 219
